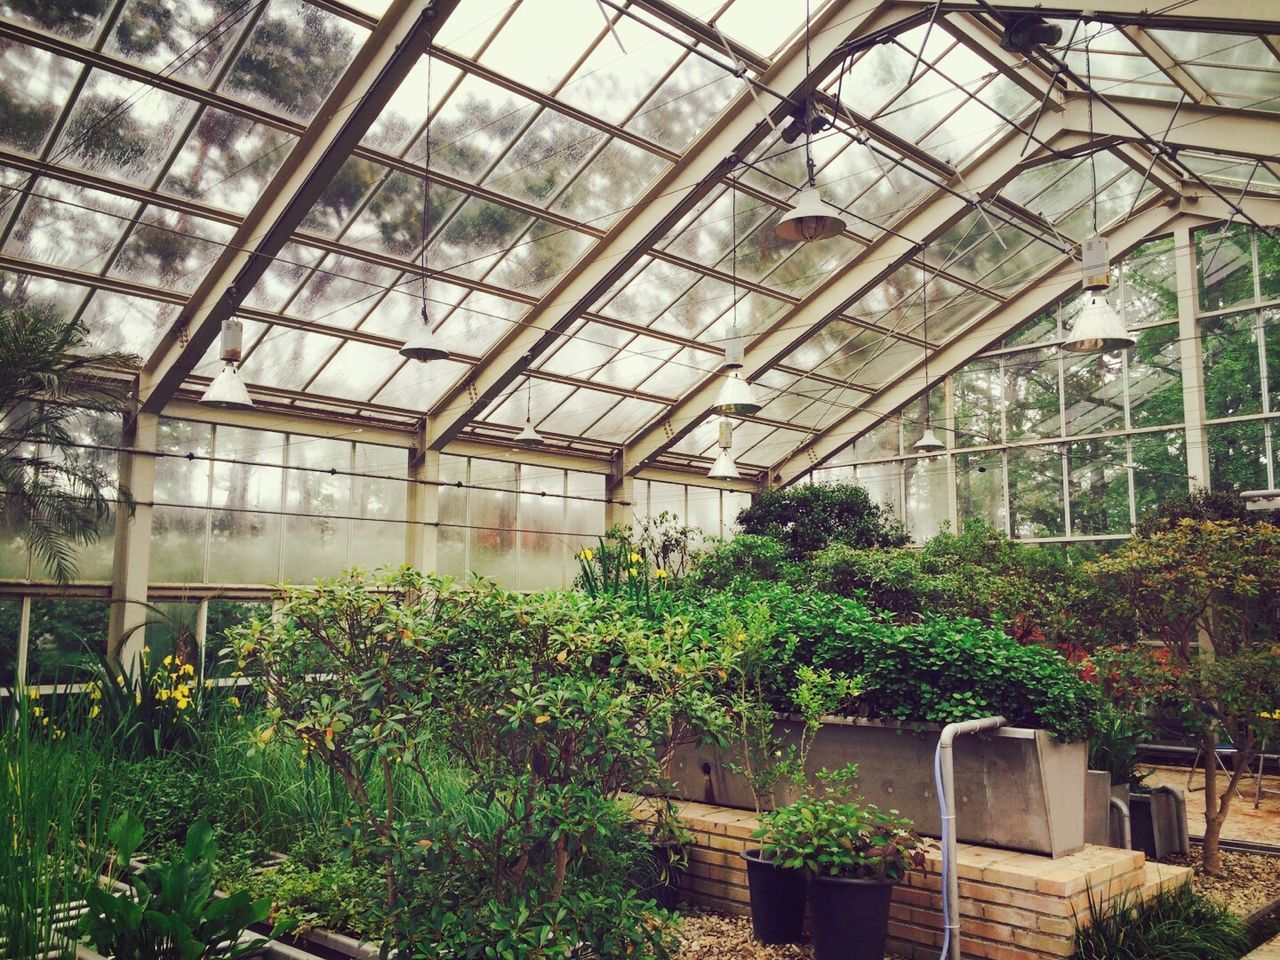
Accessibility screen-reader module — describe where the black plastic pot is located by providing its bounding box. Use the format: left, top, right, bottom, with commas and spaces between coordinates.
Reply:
741, 848, 808, 944
808, 874, 897, 960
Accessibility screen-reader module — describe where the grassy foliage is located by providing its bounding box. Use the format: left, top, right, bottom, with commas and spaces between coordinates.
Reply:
1073, 882, 1249, 960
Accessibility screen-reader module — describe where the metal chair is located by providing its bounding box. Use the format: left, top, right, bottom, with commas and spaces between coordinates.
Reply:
1255, 737, 1280, 808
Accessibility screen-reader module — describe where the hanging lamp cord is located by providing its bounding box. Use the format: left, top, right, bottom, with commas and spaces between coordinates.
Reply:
731, 180, 738, 335
420, 48, 432, 324
804, 0, 816, 188
1085, 32, 1098, 235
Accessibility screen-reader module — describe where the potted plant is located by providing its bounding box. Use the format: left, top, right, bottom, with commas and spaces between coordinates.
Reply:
755, 793, 925, 960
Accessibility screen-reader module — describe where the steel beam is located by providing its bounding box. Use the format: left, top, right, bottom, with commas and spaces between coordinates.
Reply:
920, 1, 1280, 34
137, 0, 463, 413
1059, 94, 1280, 166
768, 195, 1280, 486
622, 112, 1063, 475
421, 0, 912, 451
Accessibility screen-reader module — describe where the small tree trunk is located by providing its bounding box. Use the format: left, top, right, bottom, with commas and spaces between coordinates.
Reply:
1200, 733, 1253, 876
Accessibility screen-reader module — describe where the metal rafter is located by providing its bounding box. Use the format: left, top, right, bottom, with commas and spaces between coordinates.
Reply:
768, 191, 1280, 486
138, 0, 466, 413
622, 105, 1065, 475
923, 1, 1280, 35
1058, 93, 1280, 168
422, 0, 915, 451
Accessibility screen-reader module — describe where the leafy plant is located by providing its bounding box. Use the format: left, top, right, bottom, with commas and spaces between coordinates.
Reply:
229, 568, 735, 959
688, 534, 790, 590
224, 855, 383, 938
0, 306, 136, 581
735, 483, 908, 560
1072, 881, 1248, 960
81, 812, 291, 960
1087, 705, 1152, 789
1088, 517, 1280, 873
0, 703, 114, 960
756, 792, 926, 882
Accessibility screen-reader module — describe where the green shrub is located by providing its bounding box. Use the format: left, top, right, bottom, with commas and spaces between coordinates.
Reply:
689, 534, 790, 590
663, 582, 1099, 741
1072, 882, 1248, 960
757, 793, 924, 882
736, 483, 908, 559
81, 813, 290, 960
227, 855, 383, 938
229, 569, 735, 959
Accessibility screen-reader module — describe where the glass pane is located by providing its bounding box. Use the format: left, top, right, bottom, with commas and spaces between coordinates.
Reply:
437, 456, 468, 578
723, 491, 752, 535
647, 482, 685, 522
955, 451, 1004, 533
468, 461, 516, 584
564, 470, 605, 538
1128, 324, 1183, 428
519, 467, 565, 591
1004, 348, 1060, 441
1208, 420, 1269, 492
686, 486, 721, 542
0, 599, 19, 687
1007, 446, 1064, 539
1202, 310, 1262, 418
283, 514, 351, 582
904, 455, 948, 542
1069, 437, 1130, 535
1063, 351, 1124, 436
953, 359, 1002, 447
208, 510, 282, 584
206, 601, 272, 679
28, 600, 108, 686
151, 505, 208, 583
1132, 431, 1187, 521
156, 419, 212, 505
1266, 307, 1280, 414
1119, 236, 1176, 326
856, 462, 902, 519
1196, 223, 1254, 312
350, 519, 406, 573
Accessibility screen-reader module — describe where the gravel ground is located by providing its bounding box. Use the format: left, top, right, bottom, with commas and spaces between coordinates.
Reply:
1162, 848, 1280, 917
675, 909, 908, 960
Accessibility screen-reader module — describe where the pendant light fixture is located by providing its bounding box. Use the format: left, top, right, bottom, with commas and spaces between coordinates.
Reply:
400, 45, 449, 362
714, 181, 762, 416
1063, 37, 1134, 355
515, 372, 544, 445
200, 317, 253, 410
913, 265, 944, 454
707, 417, 740, 480
775, 0, 846, 244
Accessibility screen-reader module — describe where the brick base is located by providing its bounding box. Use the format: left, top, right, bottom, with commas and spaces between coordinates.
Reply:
635, 799, 1193, 960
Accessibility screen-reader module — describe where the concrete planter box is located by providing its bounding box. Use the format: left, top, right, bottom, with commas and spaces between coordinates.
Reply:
1085, 771, 1131, 848
663, 717, 1086, 858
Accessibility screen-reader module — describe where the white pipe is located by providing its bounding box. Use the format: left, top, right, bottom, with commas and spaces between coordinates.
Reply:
936, 716, 1007, 960
1108, 797, 1132, 851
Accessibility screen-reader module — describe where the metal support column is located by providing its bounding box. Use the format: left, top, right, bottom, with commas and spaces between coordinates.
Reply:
1173, 224, 1212, 489
407, 440, 440, 573
107, 412, 157, 673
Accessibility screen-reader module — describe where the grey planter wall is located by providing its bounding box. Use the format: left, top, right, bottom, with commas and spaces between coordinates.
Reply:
664, 717, 1087, 858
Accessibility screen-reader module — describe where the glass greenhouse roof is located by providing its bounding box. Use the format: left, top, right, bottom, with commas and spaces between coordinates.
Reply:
2, 0, 1278, 482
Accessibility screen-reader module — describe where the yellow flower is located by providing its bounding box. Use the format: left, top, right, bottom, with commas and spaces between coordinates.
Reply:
228, 696, 240, 708
28, 688, 37, 699
629, 566, 639, 577
629, 551, 641, 563
142, 646, 151, 654
41, 716, 48, 726
654, 568, 669, 579
175, 684, 190, 699
157, 689, 170, 701
163, 655, 173, 666
89, 704, 101, 719
31, 705, 43, 718
534, 715, 551, 725
182, 663, 195, 676
555, 650, 567, 664
175, 697, 190, 711
579, 548, 594, 562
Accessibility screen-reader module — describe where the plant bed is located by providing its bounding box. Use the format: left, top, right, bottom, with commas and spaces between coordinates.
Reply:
674, 908, 910, 960
1162, 846, 1280, 917
664, 717, 1087, 857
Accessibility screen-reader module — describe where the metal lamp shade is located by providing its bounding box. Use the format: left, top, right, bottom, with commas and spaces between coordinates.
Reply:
713, 371, 762, 415
515, 419, 545, 445
775, 187, 846, 242
707, 448, 741, 480
914, 426, 945, 454
201, 361, 254, 410
1063, 293, 1135, 353
399, 321, 450, 361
